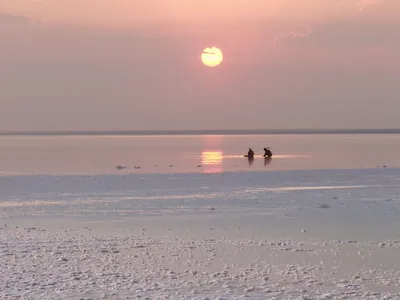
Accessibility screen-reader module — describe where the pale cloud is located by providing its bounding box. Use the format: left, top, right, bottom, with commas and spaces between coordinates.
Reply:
274, 0, 400, 48
289, 21, 400, 48
272, 23, 321, 46
0, 13, 30, 25
357, 0, 383, 8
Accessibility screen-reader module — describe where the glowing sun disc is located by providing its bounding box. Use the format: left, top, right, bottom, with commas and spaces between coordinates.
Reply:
201, 47, 223, 67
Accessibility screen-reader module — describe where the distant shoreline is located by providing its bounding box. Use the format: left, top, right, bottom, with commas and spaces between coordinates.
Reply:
1, 129, 400, 136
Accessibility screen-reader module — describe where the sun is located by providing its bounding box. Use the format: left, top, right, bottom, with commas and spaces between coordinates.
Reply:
201, 47, 223, 67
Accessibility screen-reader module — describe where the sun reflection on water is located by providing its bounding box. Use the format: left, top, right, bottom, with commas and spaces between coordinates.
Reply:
201, 151, 223, 173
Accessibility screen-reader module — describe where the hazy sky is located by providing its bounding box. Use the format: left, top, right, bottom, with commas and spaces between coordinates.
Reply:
0, 0, 399, 131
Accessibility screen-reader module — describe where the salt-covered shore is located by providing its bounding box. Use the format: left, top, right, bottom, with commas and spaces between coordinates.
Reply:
1, 169, 400, 299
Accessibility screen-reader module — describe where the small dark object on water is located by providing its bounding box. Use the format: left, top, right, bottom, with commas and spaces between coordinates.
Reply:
116, 165, 127, 170
318, 203, 330, 209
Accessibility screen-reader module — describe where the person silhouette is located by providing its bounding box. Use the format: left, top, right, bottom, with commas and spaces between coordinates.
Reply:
263, 147, 272, 158
247, 148, 254, 159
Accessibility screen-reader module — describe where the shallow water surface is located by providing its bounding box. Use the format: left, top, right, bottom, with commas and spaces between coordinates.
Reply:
0, 133, 399, 175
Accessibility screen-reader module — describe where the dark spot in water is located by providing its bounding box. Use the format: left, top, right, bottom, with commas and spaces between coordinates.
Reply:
317, 203, 330, 209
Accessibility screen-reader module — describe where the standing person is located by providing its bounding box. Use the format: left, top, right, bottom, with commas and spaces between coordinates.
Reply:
247, 148, 254, 159
263, 147, 272, 158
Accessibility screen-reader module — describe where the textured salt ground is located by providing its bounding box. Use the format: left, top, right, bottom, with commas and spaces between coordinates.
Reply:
1, 224, 400, 300
1, 169, 400, 299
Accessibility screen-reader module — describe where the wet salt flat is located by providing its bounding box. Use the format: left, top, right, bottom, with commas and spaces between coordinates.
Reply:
1, 168, 400, 299
1, 134, 400, 299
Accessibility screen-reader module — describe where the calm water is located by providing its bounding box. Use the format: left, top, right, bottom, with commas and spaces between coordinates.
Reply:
0, 134, 399, 175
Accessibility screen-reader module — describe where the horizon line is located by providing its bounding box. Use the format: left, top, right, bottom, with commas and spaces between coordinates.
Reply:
1, 128, 400, 136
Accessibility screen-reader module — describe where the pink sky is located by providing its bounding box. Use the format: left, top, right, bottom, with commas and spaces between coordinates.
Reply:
0, 0, 399, 131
